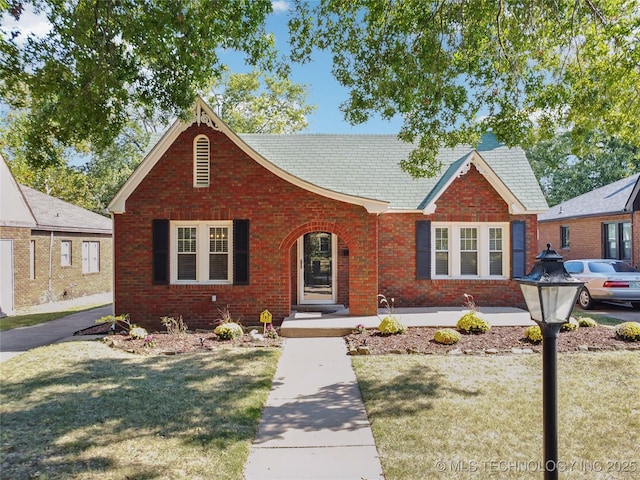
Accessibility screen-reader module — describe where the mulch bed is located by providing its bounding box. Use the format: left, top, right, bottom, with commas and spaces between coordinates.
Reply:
75, 323, 282, 355
77, 322, 639, 356
345, 325, 640, 355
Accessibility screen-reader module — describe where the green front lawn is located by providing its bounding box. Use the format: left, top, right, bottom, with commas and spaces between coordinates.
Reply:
0, 341, 280, 480
354, 352, 639, 479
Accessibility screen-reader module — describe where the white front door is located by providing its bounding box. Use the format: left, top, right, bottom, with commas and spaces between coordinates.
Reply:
0, 239, 15, 317
298, 232, 337, 304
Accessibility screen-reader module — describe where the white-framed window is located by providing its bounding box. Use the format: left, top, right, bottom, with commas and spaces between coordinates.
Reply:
434, 227, 449, 275
61, 240, 71, 266
82, 241, 100, 273
171, 221, 233, 284
432, 223, 509, 278
193, 135, 210, 187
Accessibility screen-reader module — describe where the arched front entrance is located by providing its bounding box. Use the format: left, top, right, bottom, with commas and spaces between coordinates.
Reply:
297, 232, 337, 304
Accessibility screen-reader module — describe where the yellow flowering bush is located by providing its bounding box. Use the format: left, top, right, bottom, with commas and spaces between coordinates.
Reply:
434, 328, 461, 345
214, 322, 244, 340
524, 325, 542, 343
578, 317, 597, 327
456, 313, 491, 334
561, 317, 579, 331
129, 326, 148, 340
615, 322, 640, 341
378, 316, 406, 335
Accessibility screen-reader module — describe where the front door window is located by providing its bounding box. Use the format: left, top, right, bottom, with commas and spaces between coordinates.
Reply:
299, 232, 336, 304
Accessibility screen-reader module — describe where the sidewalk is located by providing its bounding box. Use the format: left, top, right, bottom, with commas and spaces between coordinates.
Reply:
244, 337, 384, 480
0, 304, 113, 362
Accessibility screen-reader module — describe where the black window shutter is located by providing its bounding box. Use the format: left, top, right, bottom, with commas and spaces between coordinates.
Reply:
416, 220, 431, 280
233, 219, 250, 285
511, 220, 527, 279
152, 219, 169, 284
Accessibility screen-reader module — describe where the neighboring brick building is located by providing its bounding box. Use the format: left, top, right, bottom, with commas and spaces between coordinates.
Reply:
538, 174, 640, 268
0, 155, 112, 316
108, 97, 547, 330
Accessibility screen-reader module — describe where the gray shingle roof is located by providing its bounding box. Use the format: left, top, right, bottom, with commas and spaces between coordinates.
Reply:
538, 173, 640, 221
239, 133, 547, 211
20, 185, 112, 234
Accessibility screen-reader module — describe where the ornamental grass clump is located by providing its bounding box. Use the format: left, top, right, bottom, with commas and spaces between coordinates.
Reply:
561, 317, 579, 331
434, 328, 461, 345
524, 325, 542, 343
377, 294, 406, 335
615, 322, 640, 341
578, 317, 598, 328
456, 313, 491, 334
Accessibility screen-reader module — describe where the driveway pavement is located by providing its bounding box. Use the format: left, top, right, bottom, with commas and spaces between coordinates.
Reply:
577, 302, 639, 322
0, 304, 113, 362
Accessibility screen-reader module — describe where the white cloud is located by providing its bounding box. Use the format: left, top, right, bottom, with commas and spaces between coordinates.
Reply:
271, 1, 290, 14
1, 3, 51, 44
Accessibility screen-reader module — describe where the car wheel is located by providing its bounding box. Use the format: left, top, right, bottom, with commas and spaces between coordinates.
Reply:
631, 302, 640, 310
578, 288, 595, 310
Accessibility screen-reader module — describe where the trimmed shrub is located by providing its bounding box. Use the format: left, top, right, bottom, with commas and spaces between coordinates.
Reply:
378, 316, 406, 335
578, 317, 597, 327
456, 313, 491, 334
524, 325, 542, 343
615, 322, 640, 341
129, 326, 148, 340
561, 317, 579, 331
214, 322, 244, 340
434, 328, 461, 345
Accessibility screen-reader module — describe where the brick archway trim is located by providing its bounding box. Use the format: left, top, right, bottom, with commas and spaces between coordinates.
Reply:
280, 221, 356, 251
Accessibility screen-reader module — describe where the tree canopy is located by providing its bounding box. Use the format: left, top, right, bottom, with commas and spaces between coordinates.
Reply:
2, 1, 639, 177
1, 0, 280, 166
289, 0, 640, 176
526, 133, 640, 206
206, 69, 316, 134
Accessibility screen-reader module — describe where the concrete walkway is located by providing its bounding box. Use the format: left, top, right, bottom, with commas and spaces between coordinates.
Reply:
0, 304, 113, 362
244, 337, 384, 480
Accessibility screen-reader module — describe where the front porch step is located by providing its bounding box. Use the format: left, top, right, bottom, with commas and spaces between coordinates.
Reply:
291, 304, 346, 313
281, 307, 355, 337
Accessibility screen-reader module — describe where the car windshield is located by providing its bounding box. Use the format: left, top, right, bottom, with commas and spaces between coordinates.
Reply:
588, 261, 639, 273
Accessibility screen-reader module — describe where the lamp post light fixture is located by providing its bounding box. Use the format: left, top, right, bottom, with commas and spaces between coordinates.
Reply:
516, 244, 584, 480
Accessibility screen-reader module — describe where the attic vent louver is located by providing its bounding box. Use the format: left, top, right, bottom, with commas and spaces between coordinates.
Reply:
194, 135, 210, 187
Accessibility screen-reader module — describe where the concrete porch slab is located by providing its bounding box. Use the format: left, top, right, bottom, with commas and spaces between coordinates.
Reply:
280, 306, 535, 337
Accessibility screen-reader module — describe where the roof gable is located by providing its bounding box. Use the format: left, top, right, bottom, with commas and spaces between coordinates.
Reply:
0, 154, 36, 227
110, 97, 547, 215
109, 97, 388, 214
539, 173, 640, 221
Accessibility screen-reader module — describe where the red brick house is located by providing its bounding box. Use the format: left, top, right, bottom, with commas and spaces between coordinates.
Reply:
109, 97, 547, 330
538, 174, 640, 268
0, 154, 113, 316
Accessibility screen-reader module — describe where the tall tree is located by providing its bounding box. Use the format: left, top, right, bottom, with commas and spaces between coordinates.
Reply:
526, 132, 640, 206
1, 0, 282, 166
206, 70, 316, 134
289, 0, 640, 176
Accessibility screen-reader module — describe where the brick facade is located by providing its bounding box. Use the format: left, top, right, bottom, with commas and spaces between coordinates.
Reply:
0, 226, 112, 312
539, 211, 640, 268
113, 126, 539, 330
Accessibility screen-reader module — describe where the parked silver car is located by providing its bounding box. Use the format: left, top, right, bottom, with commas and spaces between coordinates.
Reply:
564, 259, 640, 310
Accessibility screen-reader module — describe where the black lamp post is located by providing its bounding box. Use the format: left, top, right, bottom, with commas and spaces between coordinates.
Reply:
516, 244, 584, 480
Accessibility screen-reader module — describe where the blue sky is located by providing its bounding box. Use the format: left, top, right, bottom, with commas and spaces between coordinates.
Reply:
219, 2, 404, 134
1, 1, 403, 135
